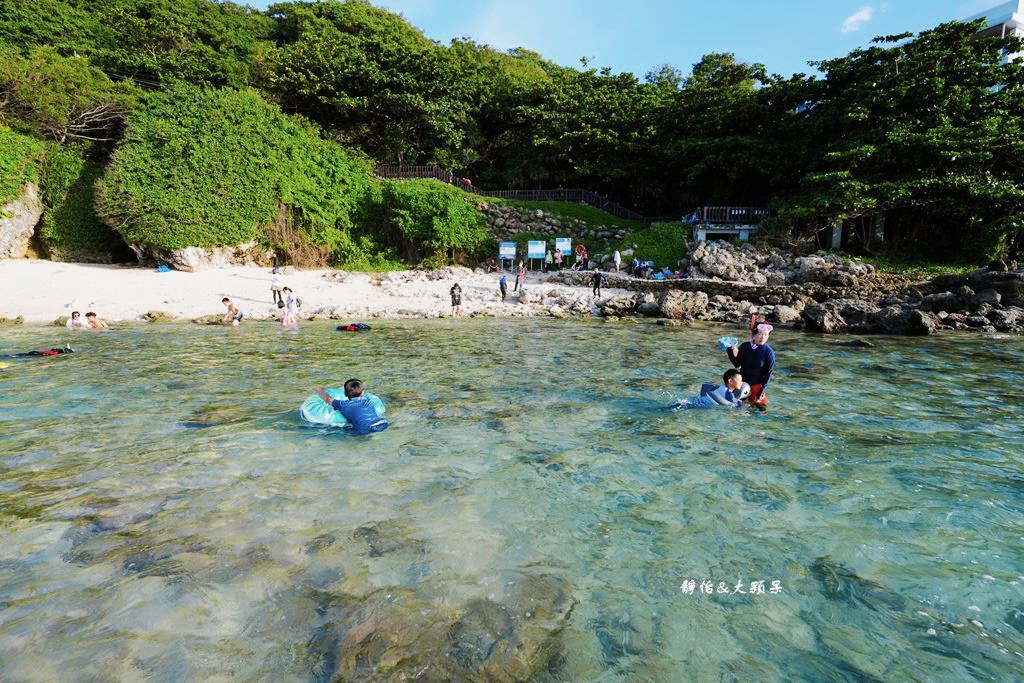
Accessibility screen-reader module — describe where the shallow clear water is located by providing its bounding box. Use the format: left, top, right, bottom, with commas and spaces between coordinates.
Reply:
1, 319, 1023, 681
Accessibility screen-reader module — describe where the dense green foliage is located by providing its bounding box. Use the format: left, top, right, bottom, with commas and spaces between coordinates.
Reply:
615, 222, 690, 269
375, 180, 489, 266
2, 0, 1023, 265
38, 142, 123, 256
0, 45, 137, 143
96, 84, 372, 252
0, 124, 43, 206
0, 0, 272, 88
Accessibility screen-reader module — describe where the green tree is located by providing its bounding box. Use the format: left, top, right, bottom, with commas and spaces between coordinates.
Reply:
266, 0, 465, 164
0, 0, 101, 56
646, 53, 774, 209
775, 21, 1024, 259
0, 45, 137, 143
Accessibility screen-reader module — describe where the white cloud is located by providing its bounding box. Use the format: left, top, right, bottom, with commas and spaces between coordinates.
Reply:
842, 6, 875, 34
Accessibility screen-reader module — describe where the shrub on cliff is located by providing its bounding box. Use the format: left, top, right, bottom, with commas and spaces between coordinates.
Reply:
95, 84, 373, 258
0, 124, 43, 207
39, 142, 128, 260
376, 179, 490, 266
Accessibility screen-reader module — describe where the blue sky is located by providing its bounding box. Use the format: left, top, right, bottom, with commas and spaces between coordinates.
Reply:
249, 1, 1008, 79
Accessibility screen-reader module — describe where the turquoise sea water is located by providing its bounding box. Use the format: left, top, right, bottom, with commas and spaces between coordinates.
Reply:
1, 319, 1022, 681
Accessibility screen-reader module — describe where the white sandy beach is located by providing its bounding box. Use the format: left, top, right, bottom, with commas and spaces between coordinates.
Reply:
0, 259, 616, 324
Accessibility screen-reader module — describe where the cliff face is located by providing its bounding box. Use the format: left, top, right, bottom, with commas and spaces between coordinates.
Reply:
0, 183, 43, 259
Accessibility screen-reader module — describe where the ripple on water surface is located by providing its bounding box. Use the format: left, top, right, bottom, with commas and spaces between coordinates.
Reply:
0, 319, 1022, 680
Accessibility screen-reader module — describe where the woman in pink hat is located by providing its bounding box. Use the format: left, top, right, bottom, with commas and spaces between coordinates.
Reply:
727, 321, 775, 407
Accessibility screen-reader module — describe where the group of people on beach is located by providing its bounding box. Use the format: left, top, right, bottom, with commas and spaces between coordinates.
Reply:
220, 273, 302, 327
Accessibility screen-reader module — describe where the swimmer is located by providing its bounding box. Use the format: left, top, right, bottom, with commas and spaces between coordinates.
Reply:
673, 369, 748, 410
315, 379, 389, 435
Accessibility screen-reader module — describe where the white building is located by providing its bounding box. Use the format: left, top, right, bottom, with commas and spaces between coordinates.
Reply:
967, 0, 1024, 61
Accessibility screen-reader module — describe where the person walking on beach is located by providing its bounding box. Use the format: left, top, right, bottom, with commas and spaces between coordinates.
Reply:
450, 283, 462, 317
544, 249, 553, 273
499, 274, 508, 301
592, 267, 603, 298
514, 261, 525, 292
271, 273, 284, 305
554, 249, 562, 270
221, 298, 243, 326
613, 250, 622, 273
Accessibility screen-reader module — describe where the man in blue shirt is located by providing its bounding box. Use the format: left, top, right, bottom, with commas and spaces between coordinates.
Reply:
316, 379, 389, 435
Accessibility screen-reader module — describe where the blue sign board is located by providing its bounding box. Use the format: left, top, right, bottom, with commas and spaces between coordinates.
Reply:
498, 242, 517, 261
555, 237, 572, 256
527, 241, 546, 259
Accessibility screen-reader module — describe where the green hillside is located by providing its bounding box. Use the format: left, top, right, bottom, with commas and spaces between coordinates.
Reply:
1, 0, 1022, 266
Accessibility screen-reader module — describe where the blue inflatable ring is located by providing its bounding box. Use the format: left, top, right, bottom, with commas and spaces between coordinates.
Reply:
299, 389, 386, 427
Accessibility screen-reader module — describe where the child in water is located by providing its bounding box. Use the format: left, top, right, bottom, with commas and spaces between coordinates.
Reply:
221, 298, 243, 326
316, 379, 389, 435
674, 369, 750, 410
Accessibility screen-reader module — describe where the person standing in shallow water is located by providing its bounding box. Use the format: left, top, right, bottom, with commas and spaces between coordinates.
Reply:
728, 322, 775, 408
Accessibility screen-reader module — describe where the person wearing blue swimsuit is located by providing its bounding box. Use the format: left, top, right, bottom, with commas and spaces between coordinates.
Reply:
316, 379, 389, 435
675, 369, 749, 410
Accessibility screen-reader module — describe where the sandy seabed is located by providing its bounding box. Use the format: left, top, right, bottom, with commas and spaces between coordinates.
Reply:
0, 259, 609, 325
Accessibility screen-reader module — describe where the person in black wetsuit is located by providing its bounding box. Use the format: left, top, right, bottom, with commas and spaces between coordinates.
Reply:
3, 344, 74, 358
592, 267, 603, 297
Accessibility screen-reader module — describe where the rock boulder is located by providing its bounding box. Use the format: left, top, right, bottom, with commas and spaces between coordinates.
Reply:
0, 183, 43, 259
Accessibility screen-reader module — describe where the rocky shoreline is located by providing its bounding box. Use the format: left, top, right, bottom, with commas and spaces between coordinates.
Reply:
551, 241, 1024, 336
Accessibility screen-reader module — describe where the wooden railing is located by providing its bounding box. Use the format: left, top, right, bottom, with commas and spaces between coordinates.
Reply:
373, 165, 769, 228
699, 206, 769, 224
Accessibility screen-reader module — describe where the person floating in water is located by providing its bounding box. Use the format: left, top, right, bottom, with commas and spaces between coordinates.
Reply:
674, 369, 749, 410
3, 344, 74, 358
727, 321, 775, 407
316, 379, 389, 435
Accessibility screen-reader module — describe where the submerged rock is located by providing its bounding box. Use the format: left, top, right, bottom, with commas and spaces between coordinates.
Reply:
329, 572, 575, 681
